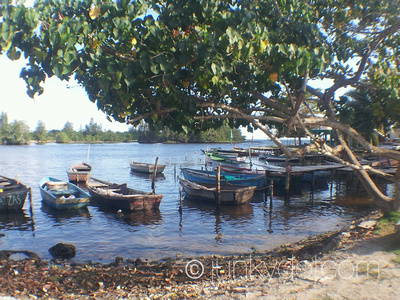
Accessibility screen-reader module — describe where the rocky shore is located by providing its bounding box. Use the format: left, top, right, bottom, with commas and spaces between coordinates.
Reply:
1, 210, 399, 299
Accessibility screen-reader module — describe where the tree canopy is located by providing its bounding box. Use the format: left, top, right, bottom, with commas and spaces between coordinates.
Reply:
1, 0, 400, 210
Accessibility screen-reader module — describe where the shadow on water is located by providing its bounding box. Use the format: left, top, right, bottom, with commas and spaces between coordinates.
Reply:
40, 204, 91, 224
182, 196, 254, 221
95, 205, 163, 226
0, 210, 32, 231
129, 171, 166, 182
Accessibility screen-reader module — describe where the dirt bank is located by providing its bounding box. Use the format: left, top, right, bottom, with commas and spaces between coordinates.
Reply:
0, 211, 399, 299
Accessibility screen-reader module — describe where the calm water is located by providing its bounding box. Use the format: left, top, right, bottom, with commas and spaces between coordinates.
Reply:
0, 142, 366, 263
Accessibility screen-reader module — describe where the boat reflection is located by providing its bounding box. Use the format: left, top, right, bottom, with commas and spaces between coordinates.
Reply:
0, 210, 32, 231
130, 171, 166, 181
182, 196, 254, 221
41, 203, 91, 223
96, 206, 162, 226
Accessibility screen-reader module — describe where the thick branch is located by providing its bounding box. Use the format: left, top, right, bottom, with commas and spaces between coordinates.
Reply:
302, 117, 400, 160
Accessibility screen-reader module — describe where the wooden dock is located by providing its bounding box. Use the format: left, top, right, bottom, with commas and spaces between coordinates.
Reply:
261, 163, 345, 176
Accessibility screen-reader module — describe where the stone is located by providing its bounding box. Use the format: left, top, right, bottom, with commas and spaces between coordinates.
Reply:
49, 243, 76, 259
357, 220, 378, 230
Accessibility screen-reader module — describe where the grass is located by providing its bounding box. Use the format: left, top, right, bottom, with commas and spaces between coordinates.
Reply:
374, 211, 400, 236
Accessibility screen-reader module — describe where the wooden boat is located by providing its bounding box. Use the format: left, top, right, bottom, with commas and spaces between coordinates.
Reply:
39, 177, 90, 210
0, 176, 29, 211
179, 178, 256, 205
67, 162, 92, 183
258, 154, 300, 163
87, 177, 163, 211
203, 150, 246, 164
181, 168, 268, 190
130, 161, 166, 174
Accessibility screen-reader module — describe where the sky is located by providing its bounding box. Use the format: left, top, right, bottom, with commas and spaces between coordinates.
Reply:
0, 56, 130, 132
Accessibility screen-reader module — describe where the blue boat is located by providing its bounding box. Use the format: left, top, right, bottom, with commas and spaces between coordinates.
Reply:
180, 168, 269, 190
39, 177, 90, 210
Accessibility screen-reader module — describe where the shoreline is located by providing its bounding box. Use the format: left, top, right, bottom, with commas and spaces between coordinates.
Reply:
0, 210, 389, 299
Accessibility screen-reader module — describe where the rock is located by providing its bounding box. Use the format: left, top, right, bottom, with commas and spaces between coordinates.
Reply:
115, 256, 124, 264
357, 220, 378, 230
49, 243, 76, 259
341, 232, 351, 238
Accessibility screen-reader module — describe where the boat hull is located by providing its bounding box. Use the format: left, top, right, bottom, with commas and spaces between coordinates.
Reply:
39, 177, 90, 210
0, 176, 29, 211
0, 189, 28, 211
130, 161, 166, 174
67, 163, 92, 183
181, 168, 268, 190
88, 178, 163, 211
179, 178, 256, 205
67, 172, 91, 183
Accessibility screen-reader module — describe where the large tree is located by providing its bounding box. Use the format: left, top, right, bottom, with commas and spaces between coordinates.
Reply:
1, 0, 400, 210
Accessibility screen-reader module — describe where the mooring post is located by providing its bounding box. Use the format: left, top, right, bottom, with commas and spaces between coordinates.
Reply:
151, 157, 159, 194
248, 148, 253, 168
285, 163, 291, 201
174, 164, 176, 180
28, 187, 35, 234
28, 187, 33, 215
264, 170, 268, 203
269, 180, 273, 207
178, 186, 183, 214
329, 169, 334, 199
216, 165, 221, 207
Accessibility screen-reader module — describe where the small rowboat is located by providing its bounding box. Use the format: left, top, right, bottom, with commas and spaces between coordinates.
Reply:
67, 162, 92, 183
0, 176, 30, 211
179, 178, 256, 205
39, 177, 90, 210
130, 161, 166, 174
181, 168, 269, 190
87, 177, 163, 211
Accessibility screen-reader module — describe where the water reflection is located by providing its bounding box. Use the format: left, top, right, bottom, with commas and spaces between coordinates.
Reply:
41, 204, 91, 224
129, 171, 166, 181
0, 211, 32, 231
96, 206, 162, 226
183, 196, 254, 221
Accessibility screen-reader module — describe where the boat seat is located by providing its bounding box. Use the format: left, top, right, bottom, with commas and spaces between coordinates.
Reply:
45, 181, 68, 190
50, 189, 78, 197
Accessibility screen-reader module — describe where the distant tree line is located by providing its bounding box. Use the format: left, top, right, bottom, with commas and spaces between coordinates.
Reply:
0, 113, 137, 145
0, 112, 244, 145
137, 122, 245, 143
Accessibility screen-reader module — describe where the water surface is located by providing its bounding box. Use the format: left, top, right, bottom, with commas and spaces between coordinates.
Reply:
0, 142, 366, 262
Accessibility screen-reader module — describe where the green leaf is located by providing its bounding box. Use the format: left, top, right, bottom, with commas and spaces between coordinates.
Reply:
150, 63, 159, 74
211, 63, 218, 75
181, 125, 188, 134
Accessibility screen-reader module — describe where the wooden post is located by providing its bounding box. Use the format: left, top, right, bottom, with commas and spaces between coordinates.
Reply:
174, 164, 176, 180
330, 169, 334, 199
28, 187, 33, 214
310, 171, 315, 201
248, 148, 252, 168
28, 188, 35, 234
151, 157, 159, 194
216, 166, 221, 207
269, 180, 273, 207
284, 162, 291, 202
178, 186, 183, 214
